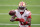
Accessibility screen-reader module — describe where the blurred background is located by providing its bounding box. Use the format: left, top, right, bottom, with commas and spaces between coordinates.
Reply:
0, 0, 40, 27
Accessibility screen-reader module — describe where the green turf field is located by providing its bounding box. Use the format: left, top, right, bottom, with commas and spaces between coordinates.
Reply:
0, 0, 40, 27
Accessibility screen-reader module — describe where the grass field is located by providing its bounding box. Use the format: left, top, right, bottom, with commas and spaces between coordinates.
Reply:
0, 0, 40, 27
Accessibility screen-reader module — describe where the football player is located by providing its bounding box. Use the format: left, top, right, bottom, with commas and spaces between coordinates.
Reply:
9, 2, 31, 27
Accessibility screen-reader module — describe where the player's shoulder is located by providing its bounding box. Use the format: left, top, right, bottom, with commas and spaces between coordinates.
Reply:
28, 10, 31, 13
25, 10, 31, 13
25, 10, 31, 15
27, 10, 31, 15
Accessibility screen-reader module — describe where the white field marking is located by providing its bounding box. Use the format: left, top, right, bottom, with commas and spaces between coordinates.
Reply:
0, 13, 40, 15
0, 13, 8, 15
0, 24, 40, 25
32, 14, 40, 15
0, 5, 40, 7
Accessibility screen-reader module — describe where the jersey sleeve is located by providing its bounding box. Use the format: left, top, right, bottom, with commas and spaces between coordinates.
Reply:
27, 15, 31, 18
27, 11, 31, 18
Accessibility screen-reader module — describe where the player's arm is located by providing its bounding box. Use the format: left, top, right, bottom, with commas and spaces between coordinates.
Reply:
9, 10, 16, 22
27, 11, 31, 26
10, 17, 23, 22
27, 16, 31, 26
9, 10, 21, 22
23, 12, 31, 27
26, 12, 31, 27
23, 16, 31, 25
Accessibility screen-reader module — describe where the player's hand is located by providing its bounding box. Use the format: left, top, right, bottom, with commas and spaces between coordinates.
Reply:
9, 10, 16, 16
19, 18, 25, 22
10, 18, 15, 22
15, 18, 25, 22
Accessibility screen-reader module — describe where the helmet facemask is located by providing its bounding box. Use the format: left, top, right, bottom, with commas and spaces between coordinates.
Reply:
18, 6, 26, 12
